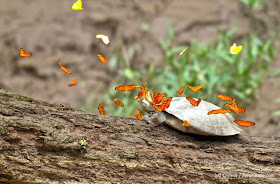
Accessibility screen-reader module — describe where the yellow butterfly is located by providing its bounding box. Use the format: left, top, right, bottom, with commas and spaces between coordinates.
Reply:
179, 47, 188, 55
230, 43, 242, 54
72, 0, 83, 10
96, 34, 110, 45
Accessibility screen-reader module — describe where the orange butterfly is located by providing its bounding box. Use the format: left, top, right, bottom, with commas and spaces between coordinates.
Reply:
234, 120, 255, 127
187, 84, 205, 92
19, 48, 32, 57
97, 54, 110, 63
153, 90, 166, 105
141, 86, 151, 100
153, 97, 162, 110
208, 109, 231, 115
225, 99, 248, 114
142, 80, 147, 85
186, 97, 201, 106
154, 104, 166, 112
112, 99, 124, 107
135, 91, 143, 101
68, 79, 77, 87
98, 103, 106, 116
59, 58, 71, 74
135, 88, 146, 101
132, 109, 143, 120
176, 85, 186, 95
135, 85, 148, 101
225, 99, 237, 111
236, 106, 247, 114
182, 120, 191, 127
217, 94, 233, 101
154, 97, 172, 111
164, 97, 172, 109
115, 85, 141, 91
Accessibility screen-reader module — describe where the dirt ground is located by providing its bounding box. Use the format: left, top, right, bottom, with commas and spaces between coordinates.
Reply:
0, 0, 279, 136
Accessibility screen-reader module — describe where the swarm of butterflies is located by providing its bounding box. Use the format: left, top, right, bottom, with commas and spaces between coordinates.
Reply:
19, 0, 251, 127
109, 82, 255, 128
20, 34, 109, 87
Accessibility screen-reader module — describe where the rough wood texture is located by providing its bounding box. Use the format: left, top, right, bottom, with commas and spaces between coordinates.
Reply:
0, 89, 279, 184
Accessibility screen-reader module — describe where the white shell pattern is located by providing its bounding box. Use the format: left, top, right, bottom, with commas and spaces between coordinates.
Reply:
165, 97, 242, 136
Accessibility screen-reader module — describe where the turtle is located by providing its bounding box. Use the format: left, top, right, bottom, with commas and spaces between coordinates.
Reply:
140, 95, 242, 136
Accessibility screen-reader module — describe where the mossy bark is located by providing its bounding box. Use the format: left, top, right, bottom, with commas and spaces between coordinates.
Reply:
0, 89, 279, 184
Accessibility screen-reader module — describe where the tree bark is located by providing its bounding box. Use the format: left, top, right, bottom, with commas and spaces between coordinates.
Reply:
0, 88, 279, 184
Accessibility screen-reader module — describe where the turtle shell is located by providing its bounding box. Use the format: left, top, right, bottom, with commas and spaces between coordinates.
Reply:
164, 97, 242, 136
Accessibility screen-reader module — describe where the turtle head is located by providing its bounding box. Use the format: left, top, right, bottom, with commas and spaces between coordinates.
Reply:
141, 98, 155, 113
140, 89, 155, 113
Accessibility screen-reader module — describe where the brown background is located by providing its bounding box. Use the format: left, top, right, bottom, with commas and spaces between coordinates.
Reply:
0, 0, 279, 136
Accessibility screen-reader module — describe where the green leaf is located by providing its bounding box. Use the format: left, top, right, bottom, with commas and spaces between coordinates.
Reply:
170, 46, 186, 55
238, 60, 244, 76
261, 54, 272, 62
116, 52, 128, 68
148, 63, 154, 79
268, 47, 275, 59
166, 21, 174, 42
263, 38, 273, 51
123, 68, 134, 79
108, 54, 118, 72
159, 40, 168, 53
248, 80, 258, 89
232, 89, 246, 100
251, 44, 259, 58
244, 88, 253, 95
271, 70, 280, 77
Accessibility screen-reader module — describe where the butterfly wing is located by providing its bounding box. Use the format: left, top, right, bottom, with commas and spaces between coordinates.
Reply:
96, 34, 109, 45
182, 120, 191, 127
179, 47, 188, 55
72, 0, 83, 10
113, 99, 124, 107
177, 85, 186, 95
186, 97, 201, 106
97, 54, 109, 63
68, 79, 77, 87
59, 59, 71, 74
230, 43, 242, 54
217, 94, 233, 101
208, 109, 231, 115
187, 85, 205, 92
19, 48, 32, 57
136, 109, 143, 120
98, 103, 106, 115
234, 120, 255, 127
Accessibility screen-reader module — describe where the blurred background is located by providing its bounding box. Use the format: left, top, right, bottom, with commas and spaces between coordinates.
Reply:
0, 0, 279, 136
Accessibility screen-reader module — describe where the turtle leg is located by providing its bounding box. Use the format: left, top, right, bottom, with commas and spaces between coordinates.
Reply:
143, 111, 166, 129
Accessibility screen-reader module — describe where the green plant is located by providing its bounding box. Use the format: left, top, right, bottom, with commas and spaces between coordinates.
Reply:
80, 22, 278, 118
238, 0, 266, 9
154, 23, 277, 108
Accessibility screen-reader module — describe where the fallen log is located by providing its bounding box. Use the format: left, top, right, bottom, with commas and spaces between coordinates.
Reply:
0, 89, 279, 183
